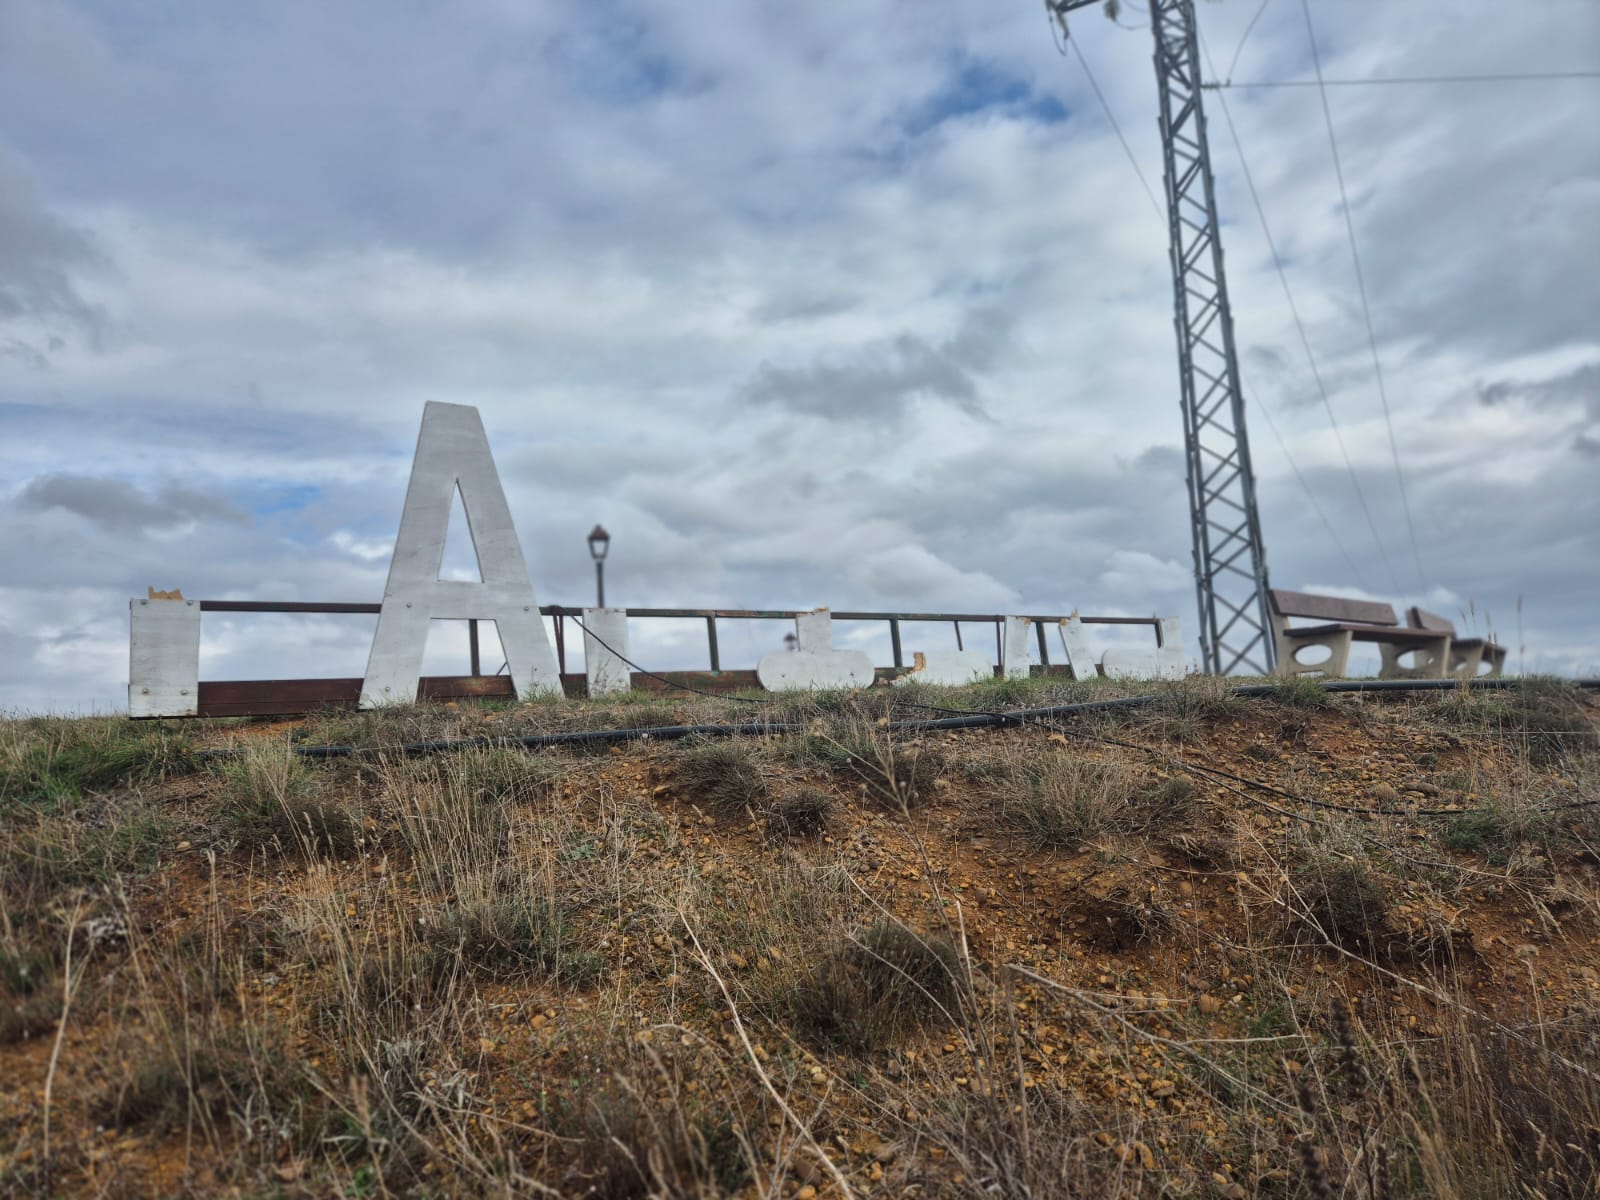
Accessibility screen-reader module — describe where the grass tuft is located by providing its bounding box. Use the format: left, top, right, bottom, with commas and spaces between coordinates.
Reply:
218, 742, 361, 857
675, 739, 767, 818
782, 919, 964, 1053
1293, 860, 1389, 947
997, 749, 1143, 849
762, 788, 835, 839
1430, 678, 1598, 766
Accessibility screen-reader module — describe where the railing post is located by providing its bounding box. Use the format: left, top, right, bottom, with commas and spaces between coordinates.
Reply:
890, 619, 904, 669
953, 620, 963, 651
1035, 620, 1050, 667
468, 619, 481, 676
554, 613, 566, 675
706, 616, 720, 672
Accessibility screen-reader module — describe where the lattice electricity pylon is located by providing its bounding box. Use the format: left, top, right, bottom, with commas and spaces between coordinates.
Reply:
1051, 0, 1276, 675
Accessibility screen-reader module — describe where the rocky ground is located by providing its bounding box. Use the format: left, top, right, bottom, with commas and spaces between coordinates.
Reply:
2, 676, 1597, 1198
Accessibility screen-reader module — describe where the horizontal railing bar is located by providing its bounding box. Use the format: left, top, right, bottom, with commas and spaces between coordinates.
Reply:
199, 601, 382, 613
196, 600, 1159, 628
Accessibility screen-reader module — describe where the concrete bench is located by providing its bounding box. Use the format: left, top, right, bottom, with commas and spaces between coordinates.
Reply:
1269, 589, 1451, 680
1407, 607, 1507, 679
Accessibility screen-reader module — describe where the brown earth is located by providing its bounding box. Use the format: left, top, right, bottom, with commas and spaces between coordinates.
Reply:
2, 680, 1597, 1198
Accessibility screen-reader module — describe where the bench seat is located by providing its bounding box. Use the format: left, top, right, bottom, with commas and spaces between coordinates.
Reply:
1286, 623, 1454, 643
1269, 589, 1450, 680
1407, 607, 1506, 679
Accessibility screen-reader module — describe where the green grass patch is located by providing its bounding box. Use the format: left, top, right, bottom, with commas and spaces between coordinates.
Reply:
0, 717, 195, 812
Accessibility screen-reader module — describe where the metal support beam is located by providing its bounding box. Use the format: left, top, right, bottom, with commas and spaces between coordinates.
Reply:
1048, 0, 1275, 675
1150, 0, 1275, 675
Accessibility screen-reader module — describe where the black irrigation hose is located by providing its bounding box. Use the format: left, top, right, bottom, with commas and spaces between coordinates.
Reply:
219, 676, 1600, 762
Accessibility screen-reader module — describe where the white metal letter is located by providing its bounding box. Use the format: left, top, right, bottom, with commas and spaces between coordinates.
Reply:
582, 608, 631, 697
128, 596, 202, 717
361, 402, 561, 707
756, 608, 874, 691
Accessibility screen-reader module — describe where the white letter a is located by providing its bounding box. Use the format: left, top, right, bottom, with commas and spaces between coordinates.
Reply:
360, 402, 562, 707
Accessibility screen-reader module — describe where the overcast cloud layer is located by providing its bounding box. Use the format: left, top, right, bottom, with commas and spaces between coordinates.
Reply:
2, 0, 1597, 711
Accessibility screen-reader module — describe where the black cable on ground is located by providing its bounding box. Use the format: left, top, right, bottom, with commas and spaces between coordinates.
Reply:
226, 675, 1599, 761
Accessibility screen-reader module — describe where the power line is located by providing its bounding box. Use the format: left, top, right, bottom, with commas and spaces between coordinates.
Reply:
1301, 0, 1428, 592
1245, 380, 1371, 591
1205, 69, 1600, 90
1224, 0, 1275, 83
1198, 33, 1403, 593
1063, 34, 1164, 221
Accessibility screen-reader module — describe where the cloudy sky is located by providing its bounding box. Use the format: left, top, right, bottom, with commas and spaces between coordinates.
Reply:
2, 0, 1597, 712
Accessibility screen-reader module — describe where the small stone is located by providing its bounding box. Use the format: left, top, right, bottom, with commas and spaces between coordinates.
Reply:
797, 1188, 817, 1200
1197, 994, 1224, 1015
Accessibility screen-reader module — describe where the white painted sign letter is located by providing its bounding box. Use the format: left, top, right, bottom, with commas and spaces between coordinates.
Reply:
361, 402, 561, 707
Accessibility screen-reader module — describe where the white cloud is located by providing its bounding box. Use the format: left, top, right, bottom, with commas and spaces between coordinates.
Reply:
1, 0, 1597, 710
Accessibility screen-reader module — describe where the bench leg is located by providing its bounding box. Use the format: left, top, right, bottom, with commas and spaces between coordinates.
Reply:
1378, 636, 1450, 680
1480, 645, 1507, 679
1447, 644, 1484, 681
1275, 630, 1354, 679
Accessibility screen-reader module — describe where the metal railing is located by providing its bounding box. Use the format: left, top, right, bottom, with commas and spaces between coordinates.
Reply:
195, 601, 1167, 676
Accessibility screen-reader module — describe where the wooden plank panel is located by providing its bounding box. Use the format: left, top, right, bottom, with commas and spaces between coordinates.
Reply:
1407, 607, 1455, 634
1269, 589, 1397, 627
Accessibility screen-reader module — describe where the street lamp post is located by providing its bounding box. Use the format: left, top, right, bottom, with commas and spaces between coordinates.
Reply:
587, 524, 611, 607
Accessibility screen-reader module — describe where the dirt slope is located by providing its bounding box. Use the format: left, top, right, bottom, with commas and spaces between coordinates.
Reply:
2, 678, 1597, 1198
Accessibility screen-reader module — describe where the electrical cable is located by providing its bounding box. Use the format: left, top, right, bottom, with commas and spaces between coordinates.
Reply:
1223, 0, 1275, 84
1206, 70, 1600, 90
566, 613, 764, 705
1300, 0, 1428, 592
1056, 28, 1164, 222
1196, 32, 1401, 592
1242, 382, 1371, 591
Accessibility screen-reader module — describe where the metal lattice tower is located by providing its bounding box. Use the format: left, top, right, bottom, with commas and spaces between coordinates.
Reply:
1053, 0, 1275, 675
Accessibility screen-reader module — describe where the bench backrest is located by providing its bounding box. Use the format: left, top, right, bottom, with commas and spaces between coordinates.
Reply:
1268, 589, 1398, 627
1407, 606, 1455, 635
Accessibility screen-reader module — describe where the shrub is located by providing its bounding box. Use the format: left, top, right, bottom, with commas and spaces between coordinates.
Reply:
762, 788, 834, 839
783, 920, 964, 1053
544, 1052, 759, 1199
423, 891, 599, 985
1442, 809, 1517, 864
1292, 861, 1389, 947
1001, 751, 1139, 849
0, 944, 60, 1043
219, 744, 360, 857
675, 740, 767, 818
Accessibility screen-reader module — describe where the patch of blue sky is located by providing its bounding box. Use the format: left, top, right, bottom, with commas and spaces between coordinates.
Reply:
548, 12, 693, 107
244, 484, 323, 518
901, 59, 1069, 140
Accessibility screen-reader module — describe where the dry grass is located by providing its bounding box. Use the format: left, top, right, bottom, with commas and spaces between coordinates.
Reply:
0, 685, 1597, 1196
